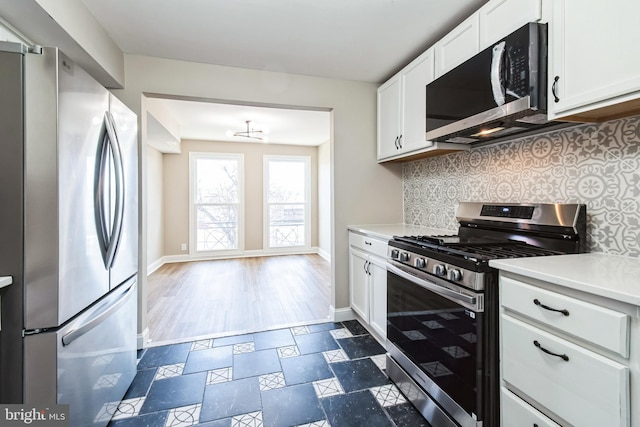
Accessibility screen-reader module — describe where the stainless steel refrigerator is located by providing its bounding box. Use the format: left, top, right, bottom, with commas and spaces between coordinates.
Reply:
0, 42, 138, 426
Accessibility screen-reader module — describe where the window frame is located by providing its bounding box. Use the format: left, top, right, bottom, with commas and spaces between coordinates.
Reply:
263, 155, 312, 252
189, 152, 245, 256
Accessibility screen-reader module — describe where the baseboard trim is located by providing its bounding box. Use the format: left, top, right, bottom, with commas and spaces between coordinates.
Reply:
159, 247, 329, 266
147, 258, 164, 276
137, 327, 149, 350
333, 307, 355, 322
317, 247, 331, 262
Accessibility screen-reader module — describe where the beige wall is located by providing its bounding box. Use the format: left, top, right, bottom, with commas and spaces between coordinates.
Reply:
163, 139, 319, 255
146, 146, 164, 269
318, 140, 331, 259
112, 54, 403, 332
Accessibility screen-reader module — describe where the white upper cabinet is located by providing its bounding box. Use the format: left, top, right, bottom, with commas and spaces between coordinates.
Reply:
400, 48, 435, 153
548, 0, 640, 121
478, 0, 541, 49
376, 75, 402, 160
377, 48, 437, 161
434, 14, 479, 78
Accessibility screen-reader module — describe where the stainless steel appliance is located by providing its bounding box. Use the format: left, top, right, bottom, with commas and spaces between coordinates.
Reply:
0, 42, 138, 426
425, 23, 572, 145
386, 202, 586, 427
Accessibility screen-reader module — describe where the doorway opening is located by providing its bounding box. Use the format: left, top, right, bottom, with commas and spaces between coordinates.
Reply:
142, 94, 333, 345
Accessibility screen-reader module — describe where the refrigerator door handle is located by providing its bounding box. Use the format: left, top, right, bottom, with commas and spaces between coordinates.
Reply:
61, 279, 135, 346
94, 114, 111, 267
103, 111, 125, 269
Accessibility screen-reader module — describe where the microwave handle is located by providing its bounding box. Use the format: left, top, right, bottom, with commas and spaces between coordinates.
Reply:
491, 41, 506, 106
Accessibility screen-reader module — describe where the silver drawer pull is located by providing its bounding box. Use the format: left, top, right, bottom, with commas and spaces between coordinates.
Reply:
533, 340, 569, 362
533, 298, 569, 316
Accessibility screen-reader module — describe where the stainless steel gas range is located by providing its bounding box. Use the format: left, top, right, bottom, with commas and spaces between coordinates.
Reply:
385, 202, 586, 427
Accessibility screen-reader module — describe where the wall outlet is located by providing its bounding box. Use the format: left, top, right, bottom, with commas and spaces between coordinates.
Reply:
181, 243, 187, 251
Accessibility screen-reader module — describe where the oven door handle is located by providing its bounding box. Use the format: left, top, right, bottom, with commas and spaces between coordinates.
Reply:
387, 263, 479, 309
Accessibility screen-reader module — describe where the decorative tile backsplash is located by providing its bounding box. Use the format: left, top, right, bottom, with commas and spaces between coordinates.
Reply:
403, 115, 640, 257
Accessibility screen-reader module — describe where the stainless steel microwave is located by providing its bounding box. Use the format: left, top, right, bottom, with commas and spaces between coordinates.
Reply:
425, 23, 558, 144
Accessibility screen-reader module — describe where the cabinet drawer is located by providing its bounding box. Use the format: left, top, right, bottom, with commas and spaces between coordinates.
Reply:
502, 315, 629, 427
501, 276, 629, 357
349, 232, 388, 258
501, 387, 561, 427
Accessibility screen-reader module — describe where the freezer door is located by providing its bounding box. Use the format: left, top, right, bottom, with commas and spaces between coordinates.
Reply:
24, 279, 137, 427
107, 94, 138, 289
24, 47, 110, 329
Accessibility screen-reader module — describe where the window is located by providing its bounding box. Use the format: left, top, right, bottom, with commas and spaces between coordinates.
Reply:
190, 153, 243, 253
264, 156, 310, 249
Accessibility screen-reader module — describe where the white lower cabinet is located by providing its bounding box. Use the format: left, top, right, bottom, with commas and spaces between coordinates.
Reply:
501, 388, 561, 427
349, 248, 370, 322
502, 315, 629, 427
349, 231, 387, 339
499, 273, 633, 427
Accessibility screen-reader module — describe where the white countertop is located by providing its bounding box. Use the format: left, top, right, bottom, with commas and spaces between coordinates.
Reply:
490, 253, 640, 305
0, 276, 12, 289
348, 224, 452, 241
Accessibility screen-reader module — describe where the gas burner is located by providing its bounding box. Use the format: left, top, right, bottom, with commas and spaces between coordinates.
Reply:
440, 241, 565, 262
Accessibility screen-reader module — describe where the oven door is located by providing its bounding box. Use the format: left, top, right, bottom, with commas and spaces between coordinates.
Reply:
386, 262, 486, 427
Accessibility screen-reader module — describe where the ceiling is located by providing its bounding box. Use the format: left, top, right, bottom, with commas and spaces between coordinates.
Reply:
81, 0, 486, 147
146, 97, 331, 149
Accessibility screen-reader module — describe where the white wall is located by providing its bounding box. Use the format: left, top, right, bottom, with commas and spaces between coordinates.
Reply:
0, 0, 124, 87
113, 54, 403, 332
318, 140, 331, 260
146, 146, 163, 272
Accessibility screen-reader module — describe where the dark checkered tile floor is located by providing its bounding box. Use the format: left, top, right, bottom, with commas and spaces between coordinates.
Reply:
107, 320, 431, 427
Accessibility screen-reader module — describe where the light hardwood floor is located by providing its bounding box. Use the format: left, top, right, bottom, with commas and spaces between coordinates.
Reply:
147, 254, 332, 345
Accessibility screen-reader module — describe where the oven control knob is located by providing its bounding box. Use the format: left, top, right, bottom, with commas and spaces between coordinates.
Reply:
414, 258, 426, 269
434, 264, 447, 277
399, 252, 410, 262
390, 249, 400, 259
448, 269, 463, 282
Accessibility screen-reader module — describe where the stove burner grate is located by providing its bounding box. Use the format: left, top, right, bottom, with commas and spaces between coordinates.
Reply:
392, 235, 565, 262
443, 242, 565, 261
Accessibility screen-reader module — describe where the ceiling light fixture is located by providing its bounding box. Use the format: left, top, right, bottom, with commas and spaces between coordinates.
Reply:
226, 120, 269, 142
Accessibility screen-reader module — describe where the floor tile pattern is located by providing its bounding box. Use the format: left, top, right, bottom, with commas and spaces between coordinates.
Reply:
109, 320, 431, 427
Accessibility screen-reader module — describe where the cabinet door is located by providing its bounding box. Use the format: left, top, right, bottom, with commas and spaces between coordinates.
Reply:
349, 248, 370, 322
401, 48, 435, 153
549, 0, 640, 118
502, 315, 629, 427
479, 0, 541, 49
368, 256, 387, 340
501, 388, 561, 427
377, 75, 402, 160
501, 275, 629, 357
435, 13, 479, 78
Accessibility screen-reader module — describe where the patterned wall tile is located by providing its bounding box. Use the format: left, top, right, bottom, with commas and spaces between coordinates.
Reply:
403, 115, 640, 257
